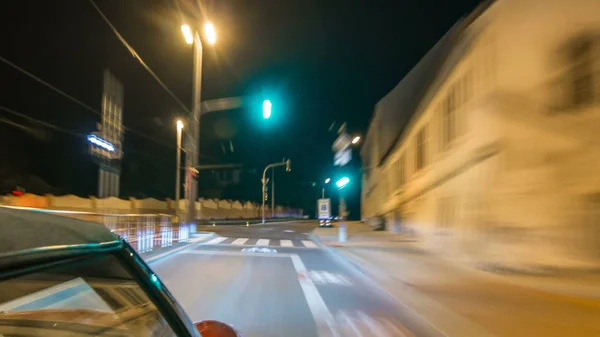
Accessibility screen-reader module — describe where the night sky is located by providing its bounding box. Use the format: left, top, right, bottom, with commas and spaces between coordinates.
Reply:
0, 0, 481, 216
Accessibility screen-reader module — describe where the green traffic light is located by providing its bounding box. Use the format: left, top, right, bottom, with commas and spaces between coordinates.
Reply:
336, 177, 350, 188
263, 99, 272, 119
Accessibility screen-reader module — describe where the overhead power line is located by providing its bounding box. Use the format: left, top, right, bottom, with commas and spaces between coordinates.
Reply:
0, 56, 100, 116
0, 105, 178, 166
0, 55, 176, 149
87, 0, 191, 114
0, 105, 83, 137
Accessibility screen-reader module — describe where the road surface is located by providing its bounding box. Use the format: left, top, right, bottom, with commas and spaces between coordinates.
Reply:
149, 221, 443, 337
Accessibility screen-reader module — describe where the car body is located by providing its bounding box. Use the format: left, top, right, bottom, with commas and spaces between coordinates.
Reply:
0, 207, 241, 337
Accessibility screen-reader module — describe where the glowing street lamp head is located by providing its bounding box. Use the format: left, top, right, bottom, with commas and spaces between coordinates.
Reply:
181, 24, 194, 45
204, 21, 217, 45
176, 119, 184, 130
352, 136, 361, 144
325, 178, 331, 184
262, 100, 272, 119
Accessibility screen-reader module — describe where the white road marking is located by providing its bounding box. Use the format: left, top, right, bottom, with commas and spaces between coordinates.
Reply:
288, 255, 337, 337
201, 237, 318, 249
332, 311, 410, 337
205, 237, 228, 245
241, 247, 278, 254
306, 271, 352, 286
181, 250, 336, 337
256, 239, 270, 246
302, 240, 318, 248
231, 238, 249, 245
284, 230, 294, 233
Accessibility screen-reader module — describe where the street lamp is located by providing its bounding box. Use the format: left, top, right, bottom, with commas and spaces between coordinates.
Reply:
181, 25, 194, 44
352, 136, 361, 144
175, 119, 184, 215
180, 21, 216, 223
204, 22, 217, 45
321, 178, 331, 198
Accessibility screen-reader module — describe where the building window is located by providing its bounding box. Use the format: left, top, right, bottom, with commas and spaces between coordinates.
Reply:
398, 153, 405, 187
415, 125, 427, 171
569, 36, 594, 106
442, 92, 455, 149
464, 70, 473, 104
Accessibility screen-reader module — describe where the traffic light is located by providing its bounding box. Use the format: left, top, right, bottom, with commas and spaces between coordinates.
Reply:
336, 177, 350, 189
262, 99, 272, 119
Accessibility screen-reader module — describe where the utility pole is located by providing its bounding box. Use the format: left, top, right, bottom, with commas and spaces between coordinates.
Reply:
184, 32, 203, 224
262, 159, 291, 223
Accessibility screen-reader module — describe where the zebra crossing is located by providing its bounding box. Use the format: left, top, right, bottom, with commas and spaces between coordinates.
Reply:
202, 236, 319, 249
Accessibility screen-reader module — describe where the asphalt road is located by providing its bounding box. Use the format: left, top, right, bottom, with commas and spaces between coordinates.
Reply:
149, 221, 444, 337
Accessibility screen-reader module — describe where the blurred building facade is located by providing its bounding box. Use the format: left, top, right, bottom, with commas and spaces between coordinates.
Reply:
361, 0, 600, 269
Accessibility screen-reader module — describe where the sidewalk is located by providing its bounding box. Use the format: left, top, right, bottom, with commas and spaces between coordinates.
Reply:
314, 222, 600, 337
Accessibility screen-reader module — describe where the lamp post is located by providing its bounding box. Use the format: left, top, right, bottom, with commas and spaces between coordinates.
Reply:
181, 22, 216, 223
175, 120, 184, 215
322, 178, 330, 198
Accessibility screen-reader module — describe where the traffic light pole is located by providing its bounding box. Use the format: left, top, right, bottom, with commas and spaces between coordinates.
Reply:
261, 160, 291, 224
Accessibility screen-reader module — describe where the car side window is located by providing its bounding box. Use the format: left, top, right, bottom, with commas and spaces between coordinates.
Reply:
0, 254, 178, 337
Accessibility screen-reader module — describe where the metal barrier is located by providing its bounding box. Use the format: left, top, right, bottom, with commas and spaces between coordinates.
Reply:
1, 205, 196, 254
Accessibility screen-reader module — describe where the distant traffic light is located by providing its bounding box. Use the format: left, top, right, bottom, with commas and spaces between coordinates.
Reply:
262, 99, 272, 119
336, 177, 350, 189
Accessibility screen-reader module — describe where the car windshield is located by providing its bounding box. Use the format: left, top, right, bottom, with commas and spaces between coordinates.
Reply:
0, 253, 176, 337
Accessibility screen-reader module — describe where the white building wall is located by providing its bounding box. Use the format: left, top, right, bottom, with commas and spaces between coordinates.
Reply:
362, 0, 600, 269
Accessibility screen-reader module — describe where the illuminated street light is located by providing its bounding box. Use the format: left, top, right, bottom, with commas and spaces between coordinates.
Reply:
180, 20, 217, 222
176, 119, 184, 131
336, 177, 350, 188
325, 178, 330, 184
181, 24, 194, 45
263, 99, 272, 119
352, 136, 361, 144
204, 21, 217, 45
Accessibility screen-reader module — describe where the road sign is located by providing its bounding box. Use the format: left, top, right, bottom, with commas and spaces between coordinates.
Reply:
332, 133, 351, 152
318, 198, 331, 220
334, 148, 352, 166
333, 123, 352, 167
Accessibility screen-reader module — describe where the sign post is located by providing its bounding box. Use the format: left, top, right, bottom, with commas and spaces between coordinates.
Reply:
332, 123, 351, 243
317, 198, 331, 220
